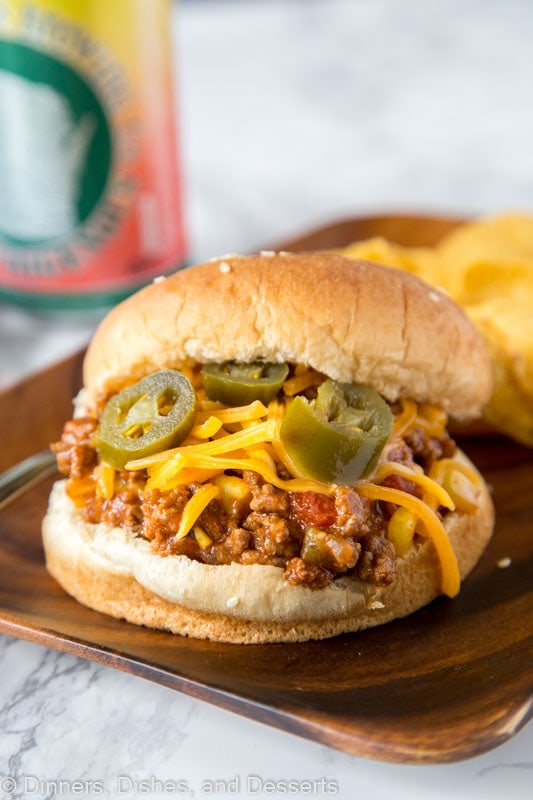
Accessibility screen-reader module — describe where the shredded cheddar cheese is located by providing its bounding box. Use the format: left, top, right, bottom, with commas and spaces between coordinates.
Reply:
372, 461, 455, 510
195, 400, 268, 424
126, 419, 277, 470
167, 452, 335, 495
139, 400, 335, 495
429, 458, 481, 487
416, 403, 448, 438
392, 398, 418, 438
189, 416, 224, 439
244, 445, 278, 473
175, 484, 221, 540
283, 368, 322, 396
95, 461, 115, 499
146, 452, 187, 488
147, 462, 223, 491
356, 483, 460, 597
193, 526, 213, 549
108, 376, 477, 598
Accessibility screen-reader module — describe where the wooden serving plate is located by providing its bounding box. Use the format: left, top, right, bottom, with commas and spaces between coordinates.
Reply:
0, 215, 531, 764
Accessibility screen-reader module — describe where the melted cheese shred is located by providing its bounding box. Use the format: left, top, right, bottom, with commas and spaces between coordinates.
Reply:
121, 383, 474, 598
195, 400, 268, 424
175, 484, 220, 540
95, 461, 115, 499
189, 416, 223, 439
392, 398, 418, 438
392, 397, 448, 439
429, 458, 481, 487
127, 419, 278, 469
372, 461, 455, 510
283, 368, 322, 396
356, 483, 461, 597
176, 453, 335, 495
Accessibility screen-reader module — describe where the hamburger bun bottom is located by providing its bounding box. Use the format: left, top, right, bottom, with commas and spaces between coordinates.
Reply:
42, 453, 494, 644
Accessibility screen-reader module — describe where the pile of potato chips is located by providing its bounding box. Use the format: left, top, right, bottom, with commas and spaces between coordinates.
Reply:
338, 215, 533, 446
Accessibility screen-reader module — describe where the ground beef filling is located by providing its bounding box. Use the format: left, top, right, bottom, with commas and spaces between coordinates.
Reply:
51, 416, 456, 589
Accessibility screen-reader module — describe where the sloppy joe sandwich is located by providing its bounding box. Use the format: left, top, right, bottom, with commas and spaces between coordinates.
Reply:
43, 252, 495, 643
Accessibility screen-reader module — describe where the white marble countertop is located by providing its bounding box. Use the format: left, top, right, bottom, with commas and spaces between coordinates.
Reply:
1, 0, 532, 797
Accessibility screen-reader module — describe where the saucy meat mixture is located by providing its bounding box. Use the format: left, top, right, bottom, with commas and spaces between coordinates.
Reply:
52, 409, 456, 590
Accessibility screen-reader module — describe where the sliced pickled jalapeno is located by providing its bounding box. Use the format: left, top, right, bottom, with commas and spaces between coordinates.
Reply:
201, 361, 289, 405
98, 370, 197, 469
280, 379, 393, 485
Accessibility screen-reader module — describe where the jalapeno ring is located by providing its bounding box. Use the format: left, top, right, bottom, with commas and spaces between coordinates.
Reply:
98, 370, 197, 469
280, 379, 393, 485
201, 361, 289, 405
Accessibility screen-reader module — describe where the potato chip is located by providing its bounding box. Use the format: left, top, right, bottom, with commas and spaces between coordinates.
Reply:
468, 297, 533, 401
434, 215, 533, 305
338, 214, 533, 446
467, 299, 533, 445
438, 214, 533, 260
337, 237, 436, 279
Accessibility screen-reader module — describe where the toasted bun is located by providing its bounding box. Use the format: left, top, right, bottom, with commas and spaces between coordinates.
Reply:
83, 253, 492, 419
42, 452, 494, 644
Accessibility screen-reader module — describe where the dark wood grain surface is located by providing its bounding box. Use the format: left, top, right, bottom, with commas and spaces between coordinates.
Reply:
0, 215, 531, 764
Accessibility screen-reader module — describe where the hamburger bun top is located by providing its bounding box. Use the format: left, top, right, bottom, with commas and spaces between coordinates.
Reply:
84, 252, 492, 419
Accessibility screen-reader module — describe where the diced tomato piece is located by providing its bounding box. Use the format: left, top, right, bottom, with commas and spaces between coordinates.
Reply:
289, 491, 336, 529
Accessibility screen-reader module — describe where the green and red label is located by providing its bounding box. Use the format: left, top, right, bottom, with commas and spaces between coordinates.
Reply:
0, 0, 185, 300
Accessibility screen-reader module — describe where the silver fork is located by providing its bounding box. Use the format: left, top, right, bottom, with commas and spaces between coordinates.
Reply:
0, 450, 58, 511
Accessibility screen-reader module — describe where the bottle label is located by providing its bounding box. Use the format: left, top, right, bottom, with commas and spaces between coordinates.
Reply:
0, 0, 185, 298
